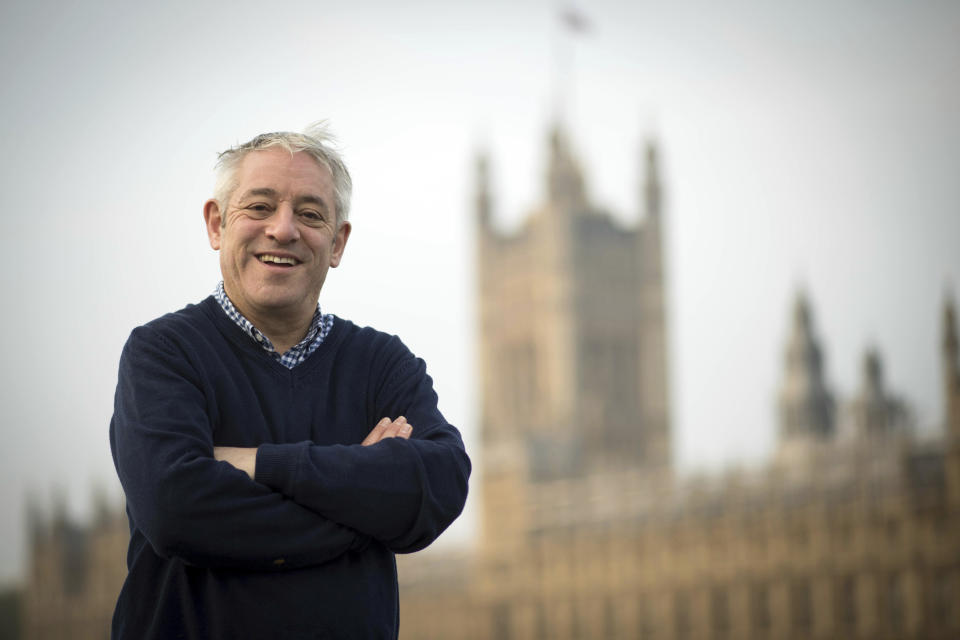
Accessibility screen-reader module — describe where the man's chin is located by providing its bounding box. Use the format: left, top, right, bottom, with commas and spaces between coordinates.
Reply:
254, 296, 315, 313
250, 290, 320, 316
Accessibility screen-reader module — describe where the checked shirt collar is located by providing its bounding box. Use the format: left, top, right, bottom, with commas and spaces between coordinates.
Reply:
213, 281, 333, 369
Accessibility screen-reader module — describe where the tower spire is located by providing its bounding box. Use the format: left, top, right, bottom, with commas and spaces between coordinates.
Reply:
637, 136, 670, 469
943, 290, 960, 437
643, 141, 661, 220
474, 151, 492, 230
546, 124, 586, 209
844, 346, 911, 439
778, 289, 836, 445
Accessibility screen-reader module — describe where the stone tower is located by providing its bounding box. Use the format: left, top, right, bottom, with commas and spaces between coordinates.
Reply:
841, 347, 912, 440
475, 125, 671, 537
777, 290, 836, 449
943, 292, 960, 439
637, 142, 671, 470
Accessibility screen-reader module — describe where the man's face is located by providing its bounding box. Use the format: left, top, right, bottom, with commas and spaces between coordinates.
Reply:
204, 149, 351, 326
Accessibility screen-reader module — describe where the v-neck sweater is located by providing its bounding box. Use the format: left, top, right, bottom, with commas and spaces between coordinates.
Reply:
109, 296, 470, 639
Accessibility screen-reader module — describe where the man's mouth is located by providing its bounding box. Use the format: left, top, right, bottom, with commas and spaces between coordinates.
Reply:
258, 254, 300, 267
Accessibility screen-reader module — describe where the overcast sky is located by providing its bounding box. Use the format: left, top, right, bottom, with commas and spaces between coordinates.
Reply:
1, 0, 958, 584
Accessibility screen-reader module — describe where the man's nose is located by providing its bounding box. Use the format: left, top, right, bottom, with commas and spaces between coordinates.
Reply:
266, 204, 300, 243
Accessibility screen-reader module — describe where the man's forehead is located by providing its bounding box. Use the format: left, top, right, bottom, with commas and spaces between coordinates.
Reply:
236, 149, 332, 183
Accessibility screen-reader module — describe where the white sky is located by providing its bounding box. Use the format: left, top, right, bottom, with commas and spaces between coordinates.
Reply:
1, 0, 958, 584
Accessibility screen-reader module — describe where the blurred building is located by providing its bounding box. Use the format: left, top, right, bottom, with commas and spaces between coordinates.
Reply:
17, 127, 960, 640
20, 490, 126, 640
397, 127, 960, 640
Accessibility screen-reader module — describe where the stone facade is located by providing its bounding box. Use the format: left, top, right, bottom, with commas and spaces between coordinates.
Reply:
398, 129, 960, 640
21, 493, 127, 640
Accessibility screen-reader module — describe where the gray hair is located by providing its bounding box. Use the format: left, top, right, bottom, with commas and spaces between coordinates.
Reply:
213, 122, 353, 223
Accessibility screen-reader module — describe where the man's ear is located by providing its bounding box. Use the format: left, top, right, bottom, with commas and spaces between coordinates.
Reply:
330, 221, 351, 268
203, 200, 223, 250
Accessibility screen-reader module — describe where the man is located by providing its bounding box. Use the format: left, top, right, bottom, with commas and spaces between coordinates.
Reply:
109, 125, 471, 639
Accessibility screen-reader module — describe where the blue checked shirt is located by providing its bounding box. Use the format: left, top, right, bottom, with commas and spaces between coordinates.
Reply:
213, 281, 334, 369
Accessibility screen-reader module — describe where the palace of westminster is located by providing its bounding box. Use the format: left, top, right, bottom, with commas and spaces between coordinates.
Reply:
15, 126, 960, 639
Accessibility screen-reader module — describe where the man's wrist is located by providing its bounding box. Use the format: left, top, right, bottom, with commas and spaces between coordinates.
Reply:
213, 446, 258, 480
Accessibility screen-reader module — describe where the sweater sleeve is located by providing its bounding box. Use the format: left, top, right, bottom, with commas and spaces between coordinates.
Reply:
110, 326, 367, 570
255, 338, 471, 553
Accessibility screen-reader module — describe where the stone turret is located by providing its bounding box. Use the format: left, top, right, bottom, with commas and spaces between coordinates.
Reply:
637, 140, 670, 470
778, 291, 835, 446
474, 151, 492, 231
643, 142, 662, 220
841, 347, 911, 440
546, 125, 587, 211
943, 291, 960, 439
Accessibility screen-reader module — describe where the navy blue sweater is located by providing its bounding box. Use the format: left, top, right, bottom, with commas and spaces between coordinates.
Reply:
109, 297, 470, 639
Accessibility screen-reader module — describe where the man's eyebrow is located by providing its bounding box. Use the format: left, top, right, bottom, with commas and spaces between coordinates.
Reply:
294, 194, 330, 212
238, 188, 280, 200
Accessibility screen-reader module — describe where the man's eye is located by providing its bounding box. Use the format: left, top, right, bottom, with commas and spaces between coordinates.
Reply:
243, 204, 272, 219
300, 211, 325, 223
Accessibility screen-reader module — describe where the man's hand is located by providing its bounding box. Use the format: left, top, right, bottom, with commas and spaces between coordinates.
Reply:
361, 416, 413, 446
214, 446, 257, 480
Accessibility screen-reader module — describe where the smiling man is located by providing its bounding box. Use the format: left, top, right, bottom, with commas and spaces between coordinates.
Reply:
109, 125, 470, 639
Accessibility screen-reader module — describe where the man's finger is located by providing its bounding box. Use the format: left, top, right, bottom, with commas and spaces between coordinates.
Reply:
380, 416, 407, 440
361, 417, 392, 446
388, 417, 413, 440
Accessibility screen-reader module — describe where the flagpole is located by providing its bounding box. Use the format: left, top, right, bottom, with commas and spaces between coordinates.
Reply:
552, 5, 591, 131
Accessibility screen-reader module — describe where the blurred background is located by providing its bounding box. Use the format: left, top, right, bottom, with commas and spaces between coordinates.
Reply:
1, 1, 959, 638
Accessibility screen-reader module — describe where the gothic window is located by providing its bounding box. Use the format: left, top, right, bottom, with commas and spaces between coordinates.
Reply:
885, 517, 900, 543
502, 342, 537, 420
882, 573, 905, 632
834, 515, 852, 548
637, 597, 654, 637
491, 602, 511, 640
534, 602, 547, 640
925, 569, 953, 631
791, 521, 809, 547
750, 583, 771, 631
791, 580, 812, 632
710, 587, 730, 636
602, 597, 616, 638
570, 598, 584, 640
674, 591, 691, 639
835, 574, 857, 632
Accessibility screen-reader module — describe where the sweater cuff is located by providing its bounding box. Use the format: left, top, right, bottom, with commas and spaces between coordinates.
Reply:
255, 442, 307, 497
